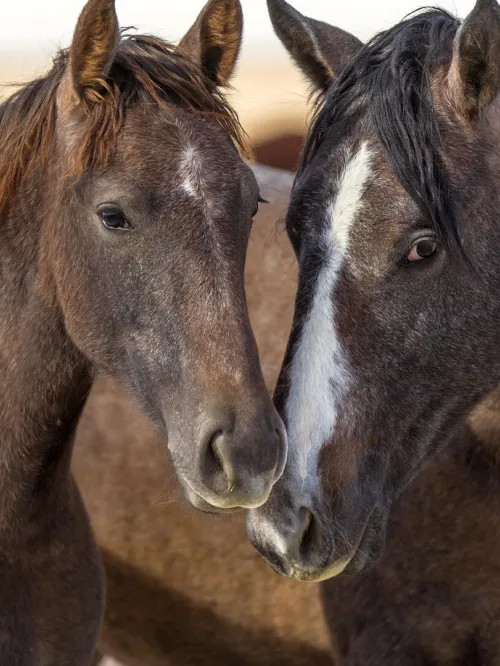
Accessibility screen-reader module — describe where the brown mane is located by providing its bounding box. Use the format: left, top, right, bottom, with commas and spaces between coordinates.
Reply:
0, 33, 249, 215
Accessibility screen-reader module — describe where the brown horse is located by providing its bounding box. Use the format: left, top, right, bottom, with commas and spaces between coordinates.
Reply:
73, 165, 333, 666
0, 0, 288, 661
249, 0, 500, 663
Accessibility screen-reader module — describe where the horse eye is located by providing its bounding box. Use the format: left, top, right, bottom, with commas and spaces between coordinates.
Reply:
99, 207, 130, 232
253, 196, 268, 218
407, 238, 437, 263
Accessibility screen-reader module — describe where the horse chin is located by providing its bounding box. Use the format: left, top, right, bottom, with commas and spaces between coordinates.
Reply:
343, 507, 387, 575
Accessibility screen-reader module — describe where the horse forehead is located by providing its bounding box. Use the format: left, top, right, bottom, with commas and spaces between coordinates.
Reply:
295, 133, 375, 228
296, 140, 376, 256
311, 138, 411, 256
124, 109, 240, 172
328, 142, 375, 251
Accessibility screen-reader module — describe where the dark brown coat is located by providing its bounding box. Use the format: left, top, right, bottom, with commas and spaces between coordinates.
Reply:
323, 394, 500, 665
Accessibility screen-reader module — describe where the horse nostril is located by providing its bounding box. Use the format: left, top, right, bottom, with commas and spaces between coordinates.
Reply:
273, 423, 288, 481
209, 432, 224, 469
298, 508, 318, 561
204, 430, 231, 485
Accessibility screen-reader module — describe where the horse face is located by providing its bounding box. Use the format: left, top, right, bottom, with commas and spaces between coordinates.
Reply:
249, 0, 500, 580
48, 0, 287, 512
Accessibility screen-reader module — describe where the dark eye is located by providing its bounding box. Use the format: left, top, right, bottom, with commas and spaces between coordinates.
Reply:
253, 196, 268, 218
407, 238, 437, 263
99, 207, 130, 232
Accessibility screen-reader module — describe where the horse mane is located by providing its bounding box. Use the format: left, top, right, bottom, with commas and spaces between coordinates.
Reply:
301, 8, 461, 248
0, 33, 249, 215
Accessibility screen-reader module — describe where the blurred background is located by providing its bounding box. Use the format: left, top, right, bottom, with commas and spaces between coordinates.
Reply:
1, 0, 474, 170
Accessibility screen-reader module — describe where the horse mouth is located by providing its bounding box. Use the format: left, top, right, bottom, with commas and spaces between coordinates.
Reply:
290, 553, 356, 582
265, 507, 384, 583
182, 483, 243, 514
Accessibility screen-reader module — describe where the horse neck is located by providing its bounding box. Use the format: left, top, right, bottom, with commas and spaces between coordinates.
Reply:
0, 190, 92, 532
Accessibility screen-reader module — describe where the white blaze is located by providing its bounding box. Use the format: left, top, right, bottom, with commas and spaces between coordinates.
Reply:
285, 142, 373, 489
180, 144, 203, 198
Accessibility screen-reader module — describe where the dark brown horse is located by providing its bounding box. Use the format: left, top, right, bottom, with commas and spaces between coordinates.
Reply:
73, 165, 333, 666
0, 0, 288, 662
248, 0, 500, 663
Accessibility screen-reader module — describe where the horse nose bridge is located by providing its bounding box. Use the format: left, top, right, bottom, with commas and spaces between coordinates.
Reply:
184, 335, 279, 453
189, 330, 267, 402
182, 301, 261, 374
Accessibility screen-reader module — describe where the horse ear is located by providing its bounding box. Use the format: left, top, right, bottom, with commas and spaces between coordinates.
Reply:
448, 0, 500, 118
267, 0, 362, 92
179, 0, 243, 86
67, 0, 119, 103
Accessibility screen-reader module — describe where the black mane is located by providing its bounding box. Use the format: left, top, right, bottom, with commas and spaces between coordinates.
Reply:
301, 8, 461, 246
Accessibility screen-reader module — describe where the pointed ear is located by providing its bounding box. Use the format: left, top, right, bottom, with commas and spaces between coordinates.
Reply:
179, 0, 243, 86
448, 0, 500, 118
267, 0, 362, 92
67, 0, 119, 103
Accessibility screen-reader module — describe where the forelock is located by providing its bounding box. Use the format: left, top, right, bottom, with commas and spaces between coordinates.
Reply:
300, 8, 462, 250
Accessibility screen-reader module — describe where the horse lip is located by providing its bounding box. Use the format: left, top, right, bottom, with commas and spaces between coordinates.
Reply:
180, 480, 241, 513
181, 475, 272, 512
182, 483, 242, 514
288, 554, 355, 582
